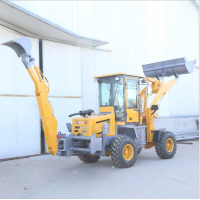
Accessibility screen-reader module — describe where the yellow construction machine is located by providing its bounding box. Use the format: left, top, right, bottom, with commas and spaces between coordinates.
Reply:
2, 37, 196, 168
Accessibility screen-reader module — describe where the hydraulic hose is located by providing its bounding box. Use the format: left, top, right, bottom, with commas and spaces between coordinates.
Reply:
69, 112, 80, 117
69, 109, 94, 117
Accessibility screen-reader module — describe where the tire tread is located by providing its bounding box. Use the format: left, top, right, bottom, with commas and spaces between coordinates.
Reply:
78, 154, 100, 163
111, 135, 137, 168
155, 131, 177, 159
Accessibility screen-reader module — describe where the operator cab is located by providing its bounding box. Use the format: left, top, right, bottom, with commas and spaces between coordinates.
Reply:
94, 73, 145, 125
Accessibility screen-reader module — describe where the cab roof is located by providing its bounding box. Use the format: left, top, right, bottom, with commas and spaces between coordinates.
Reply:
93, 73, 145, 79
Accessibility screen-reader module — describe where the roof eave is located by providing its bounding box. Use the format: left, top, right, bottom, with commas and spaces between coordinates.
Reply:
0, 0, 109, 48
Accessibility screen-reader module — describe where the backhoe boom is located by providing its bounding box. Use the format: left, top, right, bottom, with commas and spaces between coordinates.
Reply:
2, 37, 58, 155
27, 66, 58, 155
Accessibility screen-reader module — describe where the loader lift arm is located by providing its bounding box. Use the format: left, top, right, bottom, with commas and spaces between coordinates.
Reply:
140, 78, 177, 145
140, 56, 196, 147
2, 38, 58, 155
140, 77, 177, 115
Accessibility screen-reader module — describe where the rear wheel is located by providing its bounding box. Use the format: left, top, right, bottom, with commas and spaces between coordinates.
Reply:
111, 135, 137, 168
78, 154, 100, 163
155, 131, 177, 159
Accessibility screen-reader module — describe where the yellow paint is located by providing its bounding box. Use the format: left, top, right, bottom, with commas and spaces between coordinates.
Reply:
166, 138, 174, 152
115, 121, 125, 125
127, 109, 139, 122
94, 123, 103, 134
72, 114, 115, 137
144, 142, 155, 149
27, 67, 58, 156
123, 144, 134, 161
140, 116, 143, 125
146, 108, 155, 142
100, 106, 115, 114
94, 73, 145, 79
126, 77, 139, 122
105, 150, 111, 157
150, 79, 177, 107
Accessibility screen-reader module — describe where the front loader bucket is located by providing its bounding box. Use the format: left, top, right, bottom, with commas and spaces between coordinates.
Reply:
2, 37, 31, 58
142, 57, 196, 79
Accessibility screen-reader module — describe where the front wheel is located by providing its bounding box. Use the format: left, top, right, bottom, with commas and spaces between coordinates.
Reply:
78, 154, 100, 163
111, 135, 137, 168
155, 131, 177, 159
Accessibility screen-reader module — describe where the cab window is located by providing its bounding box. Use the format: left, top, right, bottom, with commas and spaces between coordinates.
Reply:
127, 79, 137, 109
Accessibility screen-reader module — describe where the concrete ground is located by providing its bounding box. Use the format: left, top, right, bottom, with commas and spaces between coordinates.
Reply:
0, 141, 199, 199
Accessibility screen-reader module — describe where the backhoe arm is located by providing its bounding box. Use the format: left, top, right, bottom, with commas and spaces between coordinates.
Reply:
2, 38, 58, 156
27, 66, 58, 155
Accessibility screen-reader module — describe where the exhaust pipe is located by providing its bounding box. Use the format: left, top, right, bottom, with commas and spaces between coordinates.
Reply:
142, 57, 196, 80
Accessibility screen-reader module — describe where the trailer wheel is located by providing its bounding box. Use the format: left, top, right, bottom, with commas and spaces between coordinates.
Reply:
137, 147, 142, 155
78, 154, 100, 163
111, 135, 137, 168
155, 131, 177, 159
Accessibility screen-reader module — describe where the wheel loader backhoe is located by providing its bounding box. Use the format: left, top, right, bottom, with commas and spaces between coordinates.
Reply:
2, 37, 196, 168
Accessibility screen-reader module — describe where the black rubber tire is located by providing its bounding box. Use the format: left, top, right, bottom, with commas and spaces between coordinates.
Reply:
137, 147, 142, 155
155, 131, 177, 159
111, 135, 137, 168
78, 154, 100, 163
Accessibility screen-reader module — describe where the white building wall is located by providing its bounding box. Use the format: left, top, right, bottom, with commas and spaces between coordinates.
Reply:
0, 29, 83, 159
0, 27, 40, 159
12, 0, 199, 117
42, 41, 83, 134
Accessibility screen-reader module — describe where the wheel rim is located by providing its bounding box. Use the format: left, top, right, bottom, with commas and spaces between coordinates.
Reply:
165, 138, 174, 152
123, 144, 134, 161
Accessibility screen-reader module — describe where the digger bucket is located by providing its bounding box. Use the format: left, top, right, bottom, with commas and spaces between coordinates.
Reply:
2, 37, 31, 58
142, 57, 196, 79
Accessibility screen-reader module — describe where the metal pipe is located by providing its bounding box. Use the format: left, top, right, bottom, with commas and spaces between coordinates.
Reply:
176, 136, 199, 141
71, 147, 90, 152
72, 136, 91, 140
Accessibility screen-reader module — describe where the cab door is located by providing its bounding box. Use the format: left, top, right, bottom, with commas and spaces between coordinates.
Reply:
126, 77, 139, 122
